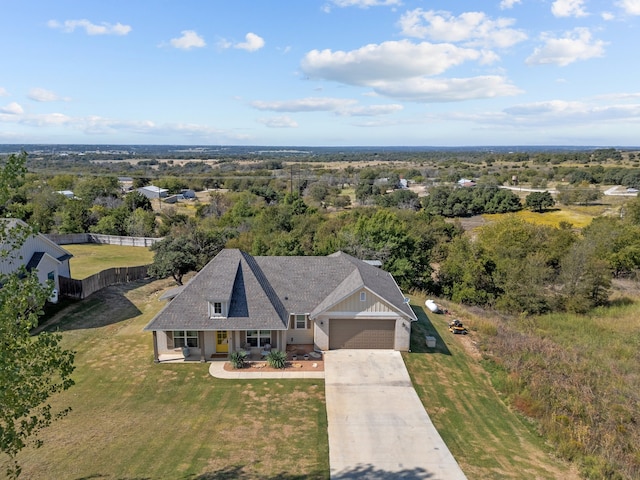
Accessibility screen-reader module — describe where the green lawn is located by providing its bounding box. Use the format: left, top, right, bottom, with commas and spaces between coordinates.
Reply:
8, 280, 578, 479
64, 243, 155, 279
13, 279, 328, 480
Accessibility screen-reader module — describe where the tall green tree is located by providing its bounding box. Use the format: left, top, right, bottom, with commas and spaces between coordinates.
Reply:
1, 154, 75, 478
0, 152, 27, 218
148, 226, 231, 285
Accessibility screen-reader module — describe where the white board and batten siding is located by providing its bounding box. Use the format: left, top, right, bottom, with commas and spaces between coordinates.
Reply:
331, 289, 396, 314
313, 289, 411, 351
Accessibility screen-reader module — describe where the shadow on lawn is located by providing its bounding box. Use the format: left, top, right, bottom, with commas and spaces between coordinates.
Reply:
37, 280, 146, 333
409, 305, 452, 356
187, 464, 435, 480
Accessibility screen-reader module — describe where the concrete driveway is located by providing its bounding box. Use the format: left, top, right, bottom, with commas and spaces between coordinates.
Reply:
325, 350, 467, 479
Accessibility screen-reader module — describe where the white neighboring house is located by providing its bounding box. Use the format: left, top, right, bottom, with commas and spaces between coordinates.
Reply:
0, 219, 73, 302
137, 185, 169, 199
56, 190, 75, 199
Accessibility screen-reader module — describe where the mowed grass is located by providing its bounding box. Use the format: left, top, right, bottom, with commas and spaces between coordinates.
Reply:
64, 243, 155, 279
404, 298, 579, 480
11, 279, 328, 480
10, 274, 580, 478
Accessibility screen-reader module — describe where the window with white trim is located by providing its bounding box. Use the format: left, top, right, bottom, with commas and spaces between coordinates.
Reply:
294, 314, 307, 329
173, 330, 199, 348
246, 330, 271, 347
360, 291, 366, 302
209, 301, 225, 318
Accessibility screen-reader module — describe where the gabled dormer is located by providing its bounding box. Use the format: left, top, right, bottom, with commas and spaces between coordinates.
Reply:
208, 300, 228, 319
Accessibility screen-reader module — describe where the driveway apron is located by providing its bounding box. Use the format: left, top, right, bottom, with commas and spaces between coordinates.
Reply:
325, 350, 467, 479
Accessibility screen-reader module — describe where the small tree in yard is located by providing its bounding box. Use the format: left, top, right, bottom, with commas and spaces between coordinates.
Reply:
1, 153, 75, 478
525, 191, 555, 212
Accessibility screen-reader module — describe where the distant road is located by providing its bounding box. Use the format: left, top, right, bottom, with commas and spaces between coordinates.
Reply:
603, 186, 639, 196
500, 185, 638, 196
499, 185, 557, 194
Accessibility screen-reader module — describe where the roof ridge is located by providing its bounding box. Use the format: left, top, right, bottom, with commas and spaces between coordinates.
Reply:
239, 251, 289, 325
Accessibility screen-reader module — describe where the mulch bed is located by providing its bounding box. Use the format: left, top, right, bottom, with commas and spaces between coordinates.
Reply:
223, 360, 324, 373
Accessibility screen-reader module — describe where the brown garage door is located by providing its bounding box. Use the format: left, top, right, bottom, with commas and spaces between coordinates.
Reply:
329, 319, 395, 349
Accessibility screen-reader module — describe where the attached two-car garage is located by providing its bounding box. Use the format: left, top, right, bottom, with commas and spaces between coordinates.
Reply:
328, 318, 396, 349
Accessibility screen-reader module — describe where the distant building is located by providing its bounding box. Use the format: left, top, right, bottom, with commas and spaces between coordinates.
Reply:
118, 177, 134, 192
137, 185, 169, 199
457, 178, 476, 188
1, 219, 72, 302
56, 190, 75, 199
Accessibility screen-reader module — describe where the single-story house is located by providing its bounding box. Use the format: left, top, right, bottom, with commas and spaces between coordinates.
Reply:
0, 219, 73, 301
144, 248, 417, 362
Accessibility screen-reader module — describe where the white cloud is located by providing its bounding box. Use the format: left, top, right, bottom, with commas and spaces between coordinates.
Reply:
500, 0, 522, 9
301, 40, 521, 103
251, 97, 403, 116
28, 88, 69, 102
0, 87, 9, 97
257, 116, 299, 128
369, 75, 522, 102
170, 30, 206, 50
0, 102, 23, 114
399, 9, 527, 48
504, 100, 587, 115
592, 92, 640, 102
252, 97, 357, 112
601, 11, 615, 20
48, 19, 131, 35
617, 0, 640, 15
344, 104, 404, 116
551, 0, 588, 18
0, 109, 246, 141
3, 112, 72, 127
526, 28, 606, 66
302, 40, 485, 85
459, 95, 640, 130
235, 33, 265, 52
328, 0, 402, 8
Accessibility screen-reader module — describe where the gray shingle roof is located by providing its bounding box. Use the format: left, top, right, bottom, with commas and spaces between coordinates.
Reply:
144, 249, 416, 332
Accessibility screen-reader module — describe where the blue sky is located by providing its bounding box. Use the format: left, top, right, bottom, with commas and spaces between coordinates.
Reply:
1, 0, 639, 146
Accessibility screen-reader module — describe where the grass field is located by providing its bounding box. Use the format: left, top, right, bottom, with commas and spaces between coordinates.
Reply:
405, 300, 578, 480
64, 243, 155, 279
4, 276, 583, 479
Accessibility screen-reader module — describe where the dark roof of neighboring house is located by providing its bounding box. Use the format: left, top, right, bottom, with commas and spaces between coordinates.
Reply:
144, 249, 416, 332
25, 251, 71, 272
25, 252, 45, 272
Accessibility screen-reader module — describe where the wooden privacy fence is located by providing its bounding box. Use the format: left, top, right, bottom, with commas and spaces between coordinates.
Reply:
59, 265, 150, 300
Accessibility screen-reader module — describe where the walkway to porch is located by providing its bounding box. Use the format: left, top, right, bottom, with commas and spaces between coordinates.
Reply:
209, 358, 325, 379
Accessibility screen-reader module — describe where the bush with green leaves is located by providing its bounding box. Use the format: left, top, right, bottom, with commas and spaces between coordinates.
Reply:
266, 350, 287, 369
229, 350, 248, 369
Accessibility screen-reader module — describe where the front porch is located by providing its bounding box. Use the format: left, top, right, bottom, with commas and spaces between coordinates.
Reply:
156, 343, 323, 364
